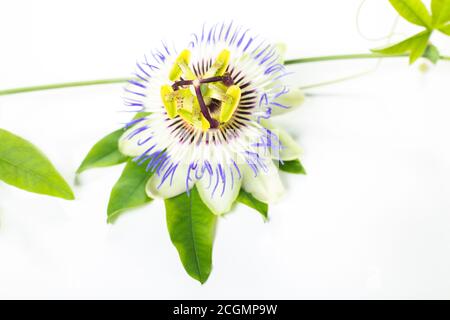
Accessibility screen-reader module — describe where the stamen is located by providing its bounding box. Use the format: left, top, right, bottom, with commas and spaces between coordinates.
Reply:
204, 83, 227, 101
220, 85, 241, 123
163, 49, 241, 130
169, 49, 195, 81
178, 109, 194, 123
160, 85, 177, 118
204, 49, 230, 77
177, 105, 210, 131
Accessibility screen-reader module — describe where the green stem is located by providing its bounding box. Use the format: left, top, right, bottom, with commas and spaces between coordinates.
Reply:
0, 53, 449, 96
0, 78, 129, 96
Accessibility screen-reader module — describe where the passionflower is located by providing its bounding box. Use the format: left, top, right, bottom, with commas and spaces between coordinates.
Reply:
118, 22, 304, 215
75, 22, 307, 284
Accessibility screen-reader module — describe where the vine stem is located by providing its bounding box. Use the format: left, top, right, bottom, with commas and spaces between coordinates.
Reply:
0, 53, 449, 96
284, 53, 450, 64
0, 78, 129, 96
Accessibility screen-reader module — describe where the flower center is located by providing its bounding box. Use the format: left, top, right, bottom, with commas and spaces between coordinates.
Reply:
160, 49, 242, 131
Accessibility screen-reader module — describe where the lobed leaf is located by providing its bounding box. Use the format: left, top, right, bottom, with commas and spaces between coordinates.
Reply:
389, 0, 432, 28
409, 32, 433, 63
237, 189, 268, 221
165, 186, 217, 284
0, 128, 74, 200
431, 0, 450, 27
107, 160, 153, 223
371, 30, 432, 64
438, 23, 450, 34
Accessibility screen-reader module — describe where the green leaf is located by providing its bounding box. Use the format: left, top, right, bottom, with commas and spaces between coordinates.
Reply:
0, 129, 74, 200
438, 23, 450, 34
389, 0, 432, 28
407, 32, 432, 63
107, 160, 153, 223
165, 186, 217, 284
431, 0, 450, 27
423, 44, 441, 63
371, 30, 432, 64
133, 111, 151, 119
237, 189, 268, 221
77, 129, 128, 173
77, 112, 151, 174
279, 159, 306, 175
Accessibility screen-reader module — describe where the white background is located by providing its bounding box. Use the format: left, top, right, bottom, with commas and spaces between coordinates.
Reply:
0, 0, 449, 299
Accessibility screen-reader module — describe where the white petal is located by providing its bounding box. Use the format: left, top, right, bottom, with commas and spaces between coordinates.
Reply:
242, 161, 284, 203
275, 42, 287, 64
271, 87, 305, 116
118, 120, 153, 157
260, 120, 302, 161
276, 129, 302, 161
196, 164, 242, 215
146, 163, 194, 199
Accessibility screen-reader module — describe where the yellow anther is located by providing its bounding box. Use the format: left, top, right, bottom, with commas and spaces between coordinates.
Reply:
178, 108, 210, 132
204, 83, 227, 101
219, 85, 241, 123
204, 49, 230, 77
191, 114, 210, 131
200, 114, 210, 131
176, 88, 195, 111
191, 100, 210, 131
178, 109, 194, 124
169, 49, 195, 81
160, 85, 178, 118
191, 99, 201, 118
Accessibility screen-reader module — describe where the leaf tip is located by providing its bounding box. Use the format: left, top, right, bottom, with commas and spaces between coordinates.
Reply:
62, 190, 76, 200
75, 166, 84, 175
197, 273, 211, 285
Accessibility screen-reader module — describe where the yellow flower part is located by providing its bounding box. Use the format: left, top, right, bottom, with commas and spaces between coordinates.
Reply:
161, 48, 242, 131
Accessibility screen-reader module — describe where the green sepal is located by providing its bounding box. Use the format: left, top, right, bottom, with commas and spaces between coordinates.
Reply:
423, 44, 441, 64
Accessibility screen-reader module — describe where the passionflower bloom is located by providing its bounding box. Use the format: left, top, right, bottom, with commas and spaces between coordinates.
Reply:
118, 22, 304, 215
76, 22, 306, 283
